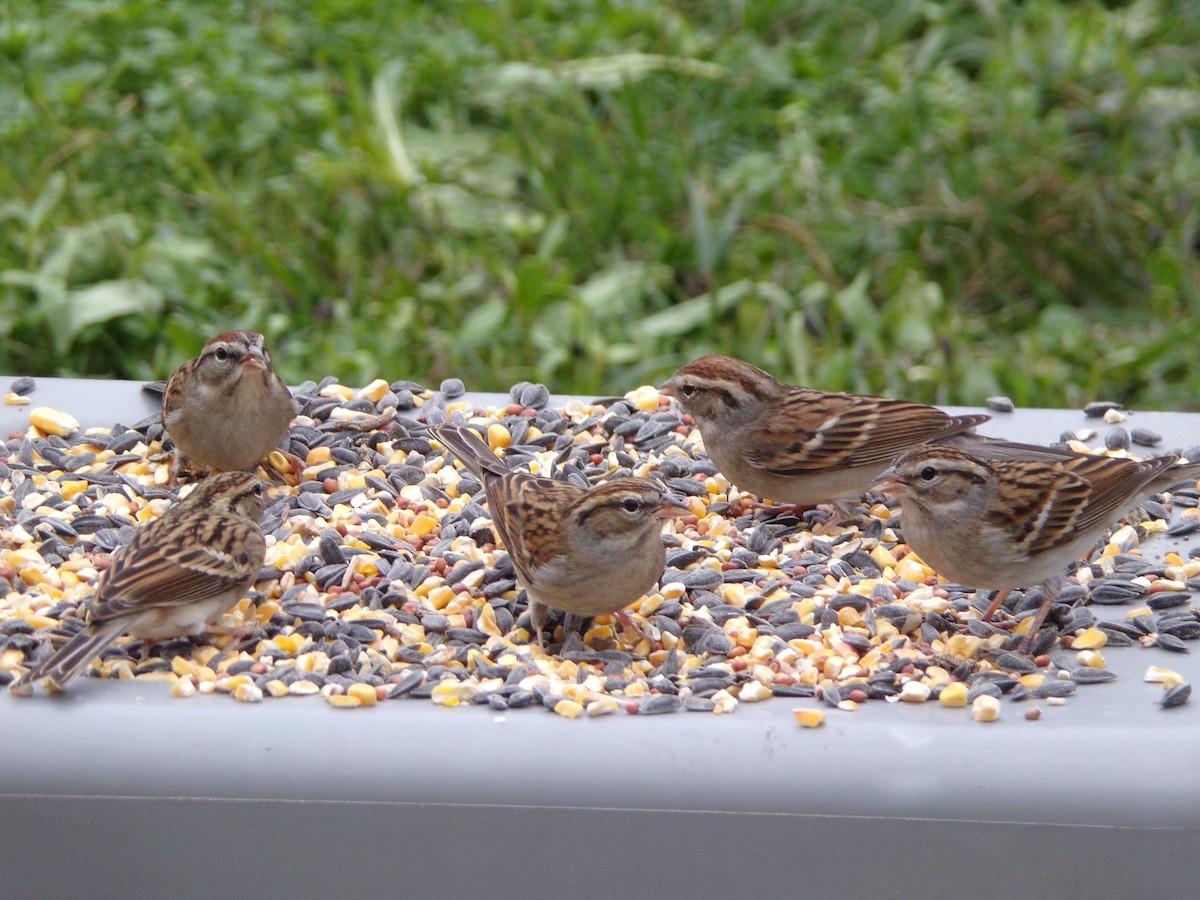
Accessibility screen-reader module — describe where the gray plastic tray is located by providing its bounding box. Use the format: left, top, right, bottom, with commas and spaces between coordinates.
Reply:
2, 376, 1198, 898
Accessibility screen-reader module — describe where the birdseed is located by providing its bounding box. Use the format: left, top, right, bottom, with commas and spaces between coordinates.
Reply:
985, 396, 1015, 413
2, 382, 1199, 721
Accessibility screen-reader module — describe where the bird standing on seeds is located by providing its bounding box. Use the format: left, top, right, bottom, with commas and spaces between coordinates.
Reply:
871, 446, 1200, 653
660, 355, 992, 525
162, 330, 295, 481
12, 472, 270, 692
431, 423, 690, 648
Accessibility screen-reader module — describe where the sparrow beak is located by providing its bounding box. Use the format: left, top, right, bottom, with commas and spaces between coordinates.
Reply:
868, 467, 907, 496
655, 496, 692, 519
658, 380, 678, 401
241, 344, 268, 370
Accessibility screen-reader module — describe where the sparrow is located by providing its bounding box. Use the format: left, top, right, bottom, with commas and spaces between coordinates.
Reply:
13, 471, 270, 692
431, 423, 690, 648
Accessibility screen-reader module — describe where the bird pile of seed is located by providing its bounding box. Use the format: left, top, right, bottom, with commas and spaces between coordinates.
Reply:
1, 376, 1196, 721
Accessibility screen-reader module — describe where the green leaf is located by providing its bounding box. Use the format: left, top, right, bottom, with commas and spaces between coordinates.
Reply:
28, 171, 66, 232
46, 279, 164, 353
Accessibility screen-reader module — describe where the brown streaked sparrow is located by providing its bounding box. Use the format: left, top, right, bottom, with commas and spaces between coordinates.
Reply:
162, 331, 295, 479
13, 472, 270, 692
431, 424, 690, 648
871, 446, 1200, 652
660, 355, 991, 522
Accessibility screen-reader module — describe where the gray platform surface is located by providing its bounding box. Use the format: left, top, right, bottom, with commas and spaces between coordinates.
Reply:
2, 376, 1199, 899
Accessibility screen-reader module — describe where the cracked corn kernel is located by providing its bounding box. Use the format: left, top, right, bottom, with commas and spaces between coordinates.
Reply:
738, 681, 772, 702
971, 695, 1000, 722
486, 423, 511, 450
359, 378, 390, 404
587, 697, 620, 717
627, 384, 661, 411
172, 679, 197, 698
710, 689, 737, 714
793, 708, 825, 728
273, 633, 305, 655
553, 699, 584, 718
900, 681, 931, 702
1145, 666, 1185, 687
233, 682, 264, 703
939, 682, 968, 708
29, 407, 80, 437
327, 694, 362, 708
265, 680, 290, 698
347, 683, 378, 706
1072, 627, 1108, 650
410, 514, 438, 538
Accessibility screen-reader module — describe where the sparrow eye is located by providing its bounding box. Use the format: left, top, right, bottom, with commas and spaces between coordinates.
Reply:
919, 466, 938, 481
214, 346, 230, 362
252, 483, 265, 498
680, 384, 697, 398
621, 498, 641, 513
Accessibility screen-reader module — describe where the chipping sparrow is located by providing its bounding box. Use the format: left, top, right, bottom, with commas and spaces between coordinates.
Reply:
871, 446, 1200, 652
431, 424, 689, 648
660, 355, 991, 521
162, 331, 295, 478
13, 472, 270, 692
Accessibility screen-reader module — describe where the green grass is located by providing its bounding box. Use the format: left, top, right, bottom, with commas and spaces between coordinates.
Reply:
2, 0, 1198, 409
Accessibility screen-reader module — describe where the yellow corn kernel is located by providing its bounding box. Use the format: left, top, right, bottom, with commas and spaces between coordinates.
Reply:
793, 708, 826, 728
30, 407, 80, 437
347, 683, 378, 706
971, 695, 1000, 722
410, 514, 438, 538
487, 423, 512, 451
938, 682, 968, 707
553, 699, 584, 718
1072, 627, 1108, 650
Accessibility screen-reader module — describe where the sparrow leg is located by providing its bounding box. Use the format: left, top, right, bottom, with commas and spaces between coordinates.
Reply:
981, 589, 1011, 622
614, 609, 654, 645
751, 501, 807, 519
1017, 579, 1062, 655
810, 510, 847, 537
529, 598, 548, 651
167, 451, 185, 488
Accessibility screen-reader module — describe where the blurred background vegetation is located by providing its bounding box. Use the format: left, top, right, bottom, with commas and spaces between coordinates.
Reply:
2, 1, 1198, 408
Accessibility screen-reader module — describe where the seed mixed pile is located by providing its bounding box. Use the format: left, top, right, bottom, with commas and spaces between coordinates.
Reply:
1, 377, 1197, 719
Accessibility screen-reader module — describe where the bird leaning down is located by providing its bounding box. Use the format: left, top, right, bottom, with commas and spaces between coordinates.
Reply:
12, 472, 270, 693
659, 355, 994, 527
431, 423, 690, 648
162, 330, 295, 482
871, 446, 1200, 653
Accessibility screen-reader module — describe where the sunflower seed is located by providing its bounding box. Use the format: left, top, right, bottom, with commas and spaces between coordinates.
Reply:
1154, 633, 1190, 653
638, 695, 682, 715
1084, 401, 1122, 418
985, 396, 1014, 412
1105, 428, 1129, 451
9, 376, 35, 396
1161, 683, 1191, 708
1131, 428, 1162, 447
